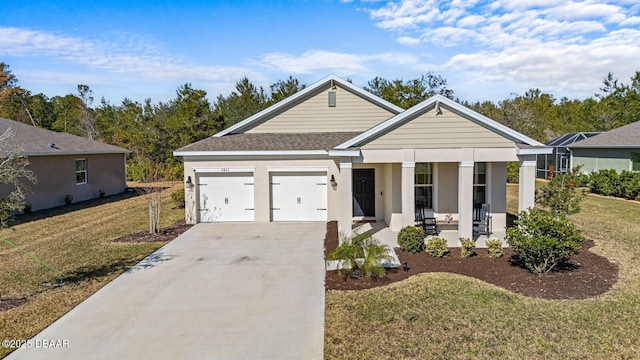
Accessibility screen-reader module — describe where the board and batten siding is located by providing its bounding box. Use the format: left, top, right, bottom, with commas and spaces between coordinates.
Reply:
247, 85, 395, 133
362, 107, 515, 149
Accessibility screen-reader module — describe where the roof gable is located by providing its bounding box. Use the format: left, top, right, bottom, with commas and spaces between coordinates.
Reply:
337, 95, 545, 149
215, 75, 403, 136
0, 117, 130, 156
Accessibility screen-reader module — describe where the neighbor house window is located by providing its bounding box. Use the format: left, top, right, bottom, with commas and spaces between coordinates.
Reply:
632, 152, 640, 172
76, 159, 87, 185
415, 163, 433, 210
473, 162, 486, 207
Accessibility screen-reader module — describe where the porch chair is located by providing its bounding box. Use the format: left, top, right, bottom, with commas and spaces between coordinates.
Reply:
473, 203, 491, 236
415, 207, 439, 235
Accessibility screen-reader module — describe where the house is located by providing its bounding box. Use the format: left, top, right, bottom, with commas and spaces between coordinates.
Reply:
536, 132, 602, 179
0, 117, 131, 211
173, 75, 550, 241
569, 121, 640, 173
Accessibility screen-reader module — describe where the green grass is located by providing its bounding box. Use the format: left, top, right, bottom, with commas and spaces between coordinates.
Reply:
0, 184, 184, 358
325, 184, 640, 359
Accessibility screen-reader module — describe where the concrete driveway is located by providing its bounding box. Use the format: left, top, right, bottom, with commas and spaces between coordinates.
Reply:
8, 223, 326, 360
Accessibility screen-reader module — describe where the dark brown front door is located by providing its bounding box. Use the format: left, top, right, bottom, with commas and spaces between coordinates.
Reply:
353, 169, 375, 217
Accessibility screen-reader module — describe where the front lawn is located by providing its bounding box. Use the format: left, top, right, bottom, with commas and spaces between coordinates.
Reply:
325, 184, 640, 359
0, 184, 185, 359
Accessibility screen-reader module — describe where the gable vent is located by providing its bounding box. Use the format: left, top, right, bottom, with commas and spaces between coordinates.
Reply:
328, 91, 336, 107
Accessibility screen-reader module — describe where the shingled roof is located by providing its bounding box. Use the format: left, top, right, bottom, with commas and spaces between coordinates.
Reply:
570, 121, 640, 148
175, 132, 362, 153
0, 117, 130, 156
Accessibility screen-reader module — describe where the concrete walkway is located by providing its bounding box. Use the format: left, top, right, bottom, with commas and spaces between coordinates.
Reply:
8, 223, 326, 360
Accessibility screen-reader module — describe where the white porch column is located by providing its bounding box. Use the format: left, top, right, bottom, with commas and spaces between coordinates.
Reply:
518, 155, 536, 212
401, 161, 415, 227
338, 161, 353, 236
458, 161, 474, 239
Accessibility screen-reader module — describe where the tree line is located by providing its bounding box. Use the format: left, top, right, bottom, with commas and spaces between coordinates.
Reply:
1, 61, 639, 180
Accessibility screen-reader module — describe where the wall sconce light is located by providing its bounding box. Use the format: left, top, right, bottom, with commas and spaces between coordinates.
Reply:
330, 175, 337, 190
185, 175, 194, 189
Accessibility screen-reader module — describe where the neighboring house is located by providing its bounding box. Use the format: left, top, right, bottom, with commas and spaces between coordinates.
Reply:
536, 132, 602, 179
569, 121, 640, 173
174, 75, 550, 240
0, 117, 130, 211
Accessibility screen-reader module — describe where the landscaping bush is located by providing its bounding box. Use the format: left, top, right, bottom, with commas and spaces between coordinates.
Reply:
22, 203, 32, 215
459, 237, 475, 258
171, 189, 186, 209
327, 233, 389, 278
506, 161, 519, 183
425, 237, 448, 257
506, 208, 585, 274
397, 226, 426, 253
585, 169, 640, 200
63, 194, 73, 205
535, 166, 584, 215
486, 239, 504, 259
98, 189, 106, 198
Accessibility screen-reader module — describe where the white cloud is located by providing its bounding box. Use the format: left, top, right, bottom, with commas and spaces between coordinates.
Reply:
350, 0, 640, 98
0, 27, 261, 85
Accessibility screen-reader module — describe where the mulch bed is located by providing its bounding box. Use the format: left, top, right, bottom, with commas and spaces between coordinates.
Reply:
0, 298, 28, 312
112, 220, 193, 243
324, 221, 619, 300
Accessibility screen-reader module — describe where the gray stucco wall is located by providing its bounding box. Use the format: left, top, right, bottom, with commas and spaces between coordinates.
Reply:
0, 153, 128, 212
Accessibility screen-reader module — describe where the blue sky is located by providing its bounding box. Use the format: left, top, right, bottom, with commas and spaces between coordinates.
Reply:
2, 0, 639, 105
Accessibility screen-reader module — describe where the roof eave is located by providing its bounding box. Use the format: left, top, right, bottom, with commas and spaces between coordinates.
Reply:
173, 150, 330, 157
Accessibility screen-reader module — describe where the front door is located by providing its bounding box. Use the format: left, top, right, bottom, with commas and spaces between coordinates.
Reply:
353, 169, 375, 217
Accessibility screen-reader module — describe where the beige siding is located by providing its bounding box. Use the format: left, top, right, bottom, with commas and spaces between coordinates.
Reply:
362, 107, 515, 149
247, 85, 395, 133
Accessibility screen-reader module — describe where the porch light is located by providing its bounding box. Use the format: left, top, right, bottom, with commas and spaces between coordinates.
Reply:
185, 176, 194, 189
330, 175, 337, 190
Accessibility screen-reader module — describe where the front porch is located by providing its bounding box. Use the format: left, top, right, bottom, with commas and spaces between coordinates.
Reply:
338, 153, 537, 242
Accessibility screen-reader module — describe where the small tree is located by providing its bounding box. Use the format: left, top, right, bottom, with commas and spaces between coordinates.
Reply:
535, 165, 584, 215
0, 128, 36, 228
506, 208, 585, 274
136, 159, 165, 234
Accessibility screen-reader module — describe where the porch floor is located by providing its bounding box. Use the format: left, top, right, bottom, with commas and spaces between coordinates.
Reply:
352, 221, 506, 248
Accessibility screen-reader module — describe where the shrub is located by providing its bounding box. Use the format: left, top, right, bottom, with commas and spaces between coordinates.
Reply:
63, 194, 73, 205
459, 237, 475, 258
506, 208, 585, 274
425, 237, 448, 257
327, 233, 389, 278
22, 203, 32, 215
486, 239, 504, 259
535, 166, 584, 215
507, 162, 519, 183
397, 226, 426, 253
98, 189, 105, 198
171, 189, 186, 209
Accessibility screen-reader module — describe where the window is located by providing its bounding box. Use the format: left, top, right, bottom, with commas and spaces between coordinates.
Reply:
415, 163, 433, 210
473, 162, 486, 208
632, 152, 640, 172
76, 159, 87, 185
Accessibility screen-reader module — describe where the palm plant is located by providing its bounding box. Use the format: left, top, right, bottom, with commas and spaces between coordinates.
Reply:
327, 233, 389, 278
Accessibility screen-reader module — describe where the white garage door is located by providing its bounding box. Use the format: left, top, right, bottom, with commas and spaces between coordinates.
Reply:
271, 173, 327, 221
198, 173, 254, 222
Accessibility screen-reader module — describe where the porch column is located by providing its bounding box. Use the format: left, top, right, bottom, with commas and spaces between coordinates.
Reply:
338, 161, 353, 236
458, 161, 474, 239
401, 161, 415, 227
518, 155, 536, 211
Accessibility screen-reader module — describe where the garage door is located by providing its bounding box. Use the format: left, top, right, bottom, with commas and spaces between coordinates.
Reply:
198, 173, 254, 222
271, 173, 327, 221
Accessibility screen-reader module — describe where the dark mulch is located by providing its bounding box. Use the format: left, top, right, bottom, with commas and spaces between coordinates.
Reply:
0, 298, 28, 312
112, 220, 193, 243
324, 222, 619, 300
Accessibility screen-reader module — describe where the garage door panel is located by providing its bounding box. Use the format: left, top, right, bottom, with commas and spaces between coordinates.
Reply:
271, 173, 327, 222
198, 173, 254, 222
